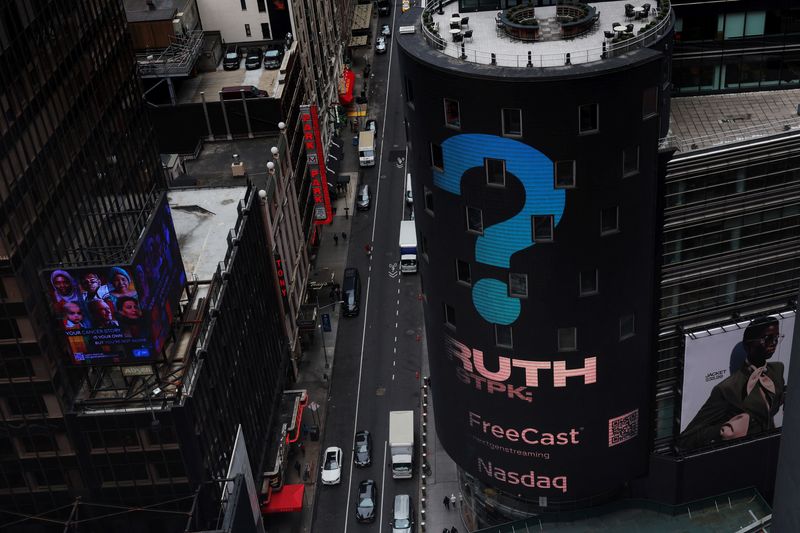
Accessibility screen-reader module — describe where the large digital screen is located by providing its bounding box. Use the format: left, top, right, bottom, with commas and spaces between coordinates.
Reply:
678, 312, 794, 451
42, 195, 186, 364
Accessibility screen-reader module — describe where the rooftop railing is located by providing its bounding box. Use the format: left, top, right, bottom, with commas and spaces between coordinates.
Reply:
419, 0, 672, 68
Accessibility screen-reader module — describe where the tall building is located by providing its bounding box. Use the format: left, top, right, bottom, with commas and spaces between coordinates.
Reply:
398, 0, 674, 527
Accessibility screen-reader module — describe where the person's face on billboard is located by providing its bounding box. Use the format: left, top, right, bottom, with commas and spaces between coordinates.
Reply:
112, 273, 129, 292
120, 299, 142, 320
54, 275, 73, 296
64, 302, 83, 323
81, 273, 102, 292
746, 323, 781, 363
92, 301, 113, 322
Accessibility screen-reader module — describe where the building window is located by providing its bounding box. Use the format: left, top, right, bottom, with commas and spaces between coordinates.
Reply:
485, 158, 505, 186
456, 260, 471, 285
244, 24, 251, 37
431, 143, 444, 170
532, 215, 553, 242
578, 103, 599, 133
7, 395, 46, 416
466, 206, 483, 233
495, 325, 513, 348
261, 23, 271, 39
558, 327, 577, 351
424, 186, 434, 214
579, 269, 598, 296
405, 78, 414, 104
600, 206, 619, 235
444, 98, 461, 128
240, 0, 247, 9
444, 303, 456, 328
21, 435, 56, 453
257, 0, 267, 11
643, 86, 657, 118
508, 273, 528, 298
620, 314, 635, 340
0, 318, 20, 339
554, 160, 576, 188
623, 146, 639, 176
502, 108, 522, 136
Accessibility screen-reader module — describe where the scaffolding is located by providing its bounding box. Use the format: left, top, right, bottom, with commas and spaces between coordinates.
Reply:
137, 30, 205, 79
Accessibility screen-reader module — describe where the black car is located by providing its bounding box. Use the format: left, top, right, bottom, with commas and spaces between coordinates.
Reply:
222, 44, 240, 70
353, 430, 372, 467
355, 479, 377, 523
245, 48, 262, 70
263, 48, 283, 69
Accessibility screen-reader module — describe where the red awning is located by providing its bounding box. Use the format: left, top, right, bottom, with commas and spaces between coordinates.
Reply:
263, 484, 305, 513
338, 69, 355, 106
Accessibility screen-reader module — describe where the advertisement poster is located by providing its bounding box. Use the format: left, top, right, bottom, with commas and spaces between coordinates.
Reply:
679, 312, 795, 451
42, 196, 186, 364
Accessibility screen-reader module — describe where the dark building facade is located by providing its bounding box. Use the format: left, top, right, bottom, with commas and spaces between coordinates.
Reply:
398, 1, 674, 525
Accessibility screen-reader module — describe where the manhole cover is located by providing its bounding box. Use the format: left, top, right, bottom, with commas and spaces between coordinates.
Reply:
376, 387, 386, 396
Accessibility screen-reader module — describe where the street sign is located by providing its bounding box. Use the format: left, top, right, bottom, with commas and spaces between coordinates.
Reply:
322, 313, 331, 332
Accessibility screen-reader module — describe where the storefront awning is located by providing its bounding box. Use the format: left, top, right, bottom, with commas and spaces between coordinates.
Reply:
262, 484, 305, 513
338, 69, 355, 106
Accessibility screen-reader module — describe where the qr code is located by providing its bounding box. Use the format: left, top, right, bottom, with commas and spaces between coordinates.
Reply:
608, 409, 639, 447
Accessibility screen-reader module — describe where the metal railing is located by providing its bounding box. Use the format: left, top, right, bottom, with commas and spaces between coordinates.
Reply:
419, 0, 672, 68
137, 30, 205, 78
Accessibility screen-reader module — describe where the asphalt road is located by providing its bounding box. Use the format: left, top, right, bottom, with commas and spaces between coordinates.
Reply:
311, 6, 424, 533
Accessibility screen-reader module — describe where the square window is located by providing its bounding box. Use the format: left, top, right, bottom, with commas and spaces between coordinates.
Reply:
431, 143, 444, 170
444, 98, 461, 128
485, 158, 506, 186
456, 260, 471, 284
620, 314, 636, 340
509, 273, 528, 298
600, 206, 619, 235
502, 108, 522, 136
578, 103, 599, 133
558, 327, 577, 351
444, 303, 456, 328
424, 186, 434, 213
623, 146, 639, 176
495, 325, 513, 348
244, 24, 251, 37
642, 86, 658, 118
532, 215, 553, 242
466, 206, 483, 233
579, 269, 598, 296
554, 160, 576, 188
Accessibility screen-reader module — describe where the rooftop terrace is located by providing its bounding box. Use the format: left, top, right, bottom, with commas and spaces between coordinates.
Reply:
421, 0, 672, 67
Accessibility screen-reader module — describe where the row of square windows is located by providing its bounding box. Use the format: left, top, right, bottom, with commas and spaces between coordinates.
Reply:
428, 144, 641, 188
442, 304, 636, 350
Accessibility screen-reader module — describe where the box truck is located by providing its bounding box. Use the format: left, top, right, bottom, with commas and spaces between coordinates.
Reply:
358, 130, 375, 167
399, 220, 417, 274
389, 410, 414, 479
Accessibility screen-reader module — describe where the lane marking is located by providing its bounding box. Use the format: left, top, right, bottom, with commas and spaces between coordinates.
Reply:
378, 440, 388, 533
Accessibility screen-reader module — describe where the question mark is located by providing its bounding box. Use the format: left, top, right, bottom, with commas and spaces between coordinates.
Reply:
433, 134, 565, 325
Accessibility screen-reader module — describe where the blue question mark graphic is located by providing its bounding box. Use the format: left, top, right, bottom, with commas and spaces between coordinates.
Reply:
433, 134, 565, 325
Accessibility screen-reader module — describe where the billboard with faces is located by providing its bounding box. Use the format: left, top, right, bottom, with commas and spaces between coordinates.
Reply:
42, 195, 186, 364
678, 312, 795, 452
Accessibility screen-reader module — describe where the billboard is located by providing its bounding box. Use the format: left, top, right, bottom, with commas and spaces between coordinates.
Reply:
42, 195, 186, 364
678, 312, 794, 451
300, 104, 333, 225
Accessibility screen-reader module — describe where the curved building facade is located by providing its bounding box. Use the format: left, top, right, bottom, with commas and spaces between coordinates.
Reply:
397, 1, 674, 525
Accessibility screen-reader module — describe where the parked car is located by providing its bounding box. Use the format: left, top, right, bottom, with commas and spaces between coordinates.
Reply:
356, 184, 371, 211
354, 430, 372, 467
219, 85, 268, 100
321, 446, 343, 485
365, 119, 377, 133
355, 480, 378, 523
390, 494, 414, 532
222, 44, 240, 70
245, 48, 262, 70
263, 48, 283, 69
381, 24, 392, 37
375, 36, 387, 54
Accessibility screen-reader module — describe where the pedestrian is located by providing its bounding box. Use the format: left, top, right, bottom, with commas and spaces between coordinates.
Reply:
341, 231, 347, 241
299, 442, 306, 456
450, 493, 457, 508
450, 527, 458, 533
294, 460, 301, 477
459, 493, 463, 507
333, 234, 339, 245
364, 243, 372, 257
442, 529, 448, 533
443, 495, 450, 510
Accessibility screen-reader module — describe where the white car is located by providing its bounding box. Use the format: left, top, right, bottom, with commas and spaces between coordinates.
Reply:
321, 446, 343, 485
375, 37, 387, 54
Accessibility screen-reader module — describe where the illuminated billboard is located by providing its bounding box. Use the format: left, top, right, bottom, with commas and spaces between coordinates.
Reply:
678, 312, 794, 451
300, 104, 333, 225
43, 195, 186, 364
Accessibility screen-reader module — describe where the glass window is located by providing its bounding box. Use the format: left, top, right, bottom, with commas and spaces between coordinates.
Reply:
0, 319, 20, 339
558, 327, 577, 351
554, 160, 575, 188
257, 0, 267, 11
466, 206, 483, 233
509, 273, 528, 298
456, 260, 471, 284
240, 0, 247, 9
424, 186, 434, 213
724, 12, 745, 39
579, 269, 598, 296
261, 23, 271, 39
431, 143, 444, 170
444, 98, 461, 128
485, 158, 505, 186
444, 303, 456, 328
495, 325, 513, 348
642, 86, 658, 118
600, 206, 619, 235
745, 11, 766, 36
579, 103, 598, 133
7, 395, 46, 416
245, 24, 251, 37
532, 215, 553, 242
502, 108, 522, 136
623, 146, 639, 176
620, 314, 635, 340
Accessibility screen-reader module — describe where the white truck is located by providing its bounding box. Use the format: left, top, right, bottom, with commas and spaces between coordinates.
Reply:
399, 220, 418, 274
358, 130, 375, 167
389, 410, 414, 479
